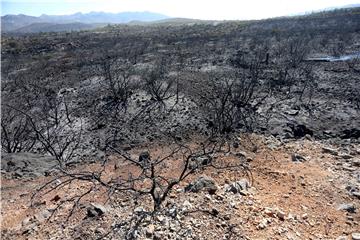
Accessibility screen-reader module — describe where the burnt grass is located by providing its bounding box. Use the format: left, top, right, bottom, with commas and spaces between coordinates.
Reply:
1, 8, 360, 162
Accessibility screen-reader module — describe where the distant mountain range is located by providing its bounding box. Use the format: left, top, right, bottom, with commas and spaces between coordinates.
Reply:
288, 3, 360, 16
321, 3, 360, 11
1, 11, 169, 33
2, 4, 360, 34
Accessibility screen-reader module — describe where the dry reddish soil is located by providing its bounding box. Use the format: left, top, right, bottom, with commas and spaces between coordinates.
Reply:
1, 135, 359, 239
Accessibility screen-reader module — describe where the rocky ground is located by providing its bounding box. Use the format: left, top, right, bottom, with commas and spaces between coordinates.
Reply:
2, 8, 360, 240
1, 134, 360, 239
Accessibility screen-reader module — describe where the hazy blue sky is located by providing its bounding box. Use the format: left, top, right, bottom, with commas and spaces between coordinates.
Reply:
2, 0, 360, 19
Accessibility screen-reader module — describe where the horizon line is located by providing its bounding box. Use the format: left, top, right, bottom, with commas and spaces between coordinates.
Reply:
1, 4, 359, 21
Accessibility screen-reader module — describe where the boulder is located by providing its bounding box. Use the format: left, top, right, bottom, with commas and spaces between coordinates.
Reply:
322, 147, 338, 156
86, 203, 107, 218
351, 192, 360, 199
188, 156, 212, 169
139, 151, 150, 163
257, 218, 268, 229
226, 179, 250, 194
277, 210, 286, 221
185, 176, 218, 194
291, 154, 307, 162
352, 233, 360, 240
337, 203, 356, 213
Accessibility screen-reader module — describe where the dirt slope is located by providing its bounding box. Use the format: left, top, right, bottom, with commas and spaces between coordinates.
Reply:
1, 135, 359, 239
